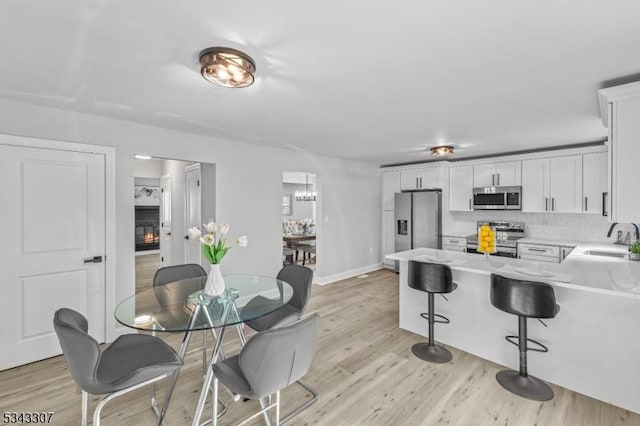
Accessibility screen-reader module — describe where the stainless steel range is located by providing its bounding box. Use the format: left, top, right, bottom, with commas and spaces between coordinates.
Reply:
466, 221, 525, 258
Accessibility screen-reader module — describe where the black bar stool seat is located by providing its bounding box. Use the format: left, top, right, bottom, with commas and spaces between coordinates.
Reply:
490, 274, 560, 401
408, 261, 457, 363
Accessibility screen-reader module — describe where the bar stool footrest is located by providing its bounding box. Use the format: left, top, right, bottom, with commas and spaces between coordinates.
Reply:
420, 312, 450, 324
505, 335, 549, 352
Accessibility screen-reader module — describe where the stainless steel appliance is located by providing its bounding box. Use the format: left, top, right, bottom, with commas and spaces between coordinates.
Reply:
466, 221, 525, 258
394, 191, 442, 264
473, 186, 522, 210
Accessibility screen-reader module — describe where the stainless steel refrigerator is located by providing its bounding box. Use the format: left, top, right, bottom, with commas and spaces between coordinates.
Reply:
394, 190, 442, 268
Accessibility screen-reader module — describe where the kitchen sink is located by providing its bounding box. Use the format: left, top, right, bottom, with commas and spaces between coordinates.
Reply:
583, 250, 627, 259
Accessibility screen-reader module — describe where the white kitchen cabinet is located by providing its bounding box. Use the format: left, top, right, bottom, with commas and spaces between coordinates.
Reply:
521, 158, 548, 212
582, 152, 608, 215
599, 83, 640, 223
449, 165, 474, 211
518, 243, 560, 263
382, 170, 400, 211
549, 155, 583, 213
521, 155, 582, 213
473, 161, 521, 187
400, 167, 441, 190
382, 210, 396, 267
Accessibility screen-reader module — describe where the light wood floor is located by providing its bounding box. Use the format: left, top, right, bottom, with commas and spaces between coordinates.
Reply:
1, 269, 636, 425
135, 253, 161, 293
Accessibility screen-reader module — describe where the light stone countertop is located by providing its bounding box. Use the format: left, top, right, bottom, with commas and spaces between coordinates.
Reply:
387, 244, 640, 299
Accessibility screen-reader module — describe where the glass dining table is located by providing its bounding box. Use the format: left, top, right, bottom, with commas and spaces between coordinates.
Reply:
114, 274, 293, 425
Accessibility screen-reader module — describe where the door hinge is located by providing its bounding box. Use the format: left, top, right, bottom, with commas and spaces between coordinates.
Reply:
197, 180, 200, 187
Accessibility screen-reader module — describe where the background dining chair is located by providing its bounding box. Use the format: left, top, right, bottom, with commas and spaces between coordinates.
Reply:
153, 263, 212, 374
211, 314, 319, 426
53, 308, 183, 426
240, 264, 317, 423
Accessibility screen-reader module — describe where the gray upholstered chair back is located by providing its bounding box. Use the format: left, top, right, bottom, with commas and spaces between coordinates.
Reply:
277, 264, 313, 312
490, 274, 558, 319
153, 263, 207, 287
239, 313, 318, 398
408, 261, 454, 293
53, 308, 101, 392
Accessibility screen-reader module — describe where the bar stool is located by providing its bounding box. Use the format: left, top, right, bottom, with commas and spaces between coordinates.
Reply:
490, 274, 560, 401
408, 261, 457, 363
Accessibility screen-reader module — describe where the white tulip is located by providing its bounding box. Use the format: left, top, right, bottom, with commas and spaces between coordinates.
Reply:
203, 220, 217, 234
187, 227, 201, 240
236, 235, 248, 247
219, 223, 230, 235
200, 234, 215, 246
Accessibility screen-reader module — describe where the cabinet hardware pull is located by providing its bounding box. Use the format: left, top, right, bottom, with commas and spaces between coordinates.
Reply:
602, 192, 608, 217
469, 199, 472, 210
492, 174, 495, 186
419, 177, 423, 188
497, 173, 500, 186
528, 248, 547, 253
545, 197, 548, 211
551, 198, 555, 211
584, 196, 588, 211
416, 177, 419, 188
83, 256, 103, 264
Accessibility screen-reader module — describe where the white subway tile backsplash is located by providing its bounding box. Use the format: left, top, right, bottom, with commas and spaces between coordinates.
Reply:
449, 211, 635, 243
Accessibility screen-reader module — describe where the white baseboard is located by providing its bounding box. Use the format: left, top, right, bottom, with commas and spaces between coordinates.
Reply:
314, 263, 383, 286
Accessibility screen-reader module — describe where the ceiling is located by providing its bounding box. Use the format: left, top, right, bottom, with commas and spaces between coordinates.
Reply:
1, 1, 638, 165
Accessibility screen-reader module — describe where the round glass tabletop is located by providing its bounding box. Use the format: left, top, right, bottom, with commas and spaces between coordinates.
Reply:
114, 274, 293, 332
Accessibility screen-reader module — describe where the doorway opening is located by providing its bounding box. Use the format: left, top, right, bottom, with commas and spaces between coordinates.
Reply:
134, 156, 215, 293
282, 171, 318, 274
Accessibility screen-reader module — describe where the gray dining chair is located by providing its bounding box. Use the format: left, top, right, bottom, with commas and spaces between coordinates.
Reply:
153, 263, 212, 373
240, 264, 317, 423
53, 308, 183, 426
211, 314, 319, 426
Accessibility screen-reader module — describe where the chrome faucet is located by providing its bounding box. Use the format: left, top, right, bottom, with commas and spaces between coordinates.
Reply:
607, 223, 640, 244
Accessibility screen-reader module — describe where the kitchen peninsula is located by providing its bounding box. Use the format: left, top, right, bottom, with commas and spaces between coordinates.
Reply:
387, 246, 640, 414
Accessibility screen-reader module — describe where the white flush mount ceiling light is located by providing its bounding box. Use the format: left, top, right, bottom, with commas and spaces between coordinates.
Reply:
199, 47, 256, 88
134, 154, 153, 160
295, 174, 317, 202
430, 145, 454, 157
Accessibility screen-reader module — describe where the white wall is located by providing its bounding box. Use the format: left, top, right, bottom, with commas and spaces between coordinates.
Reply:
134, 158, 162, 178
0, 99, 382, 337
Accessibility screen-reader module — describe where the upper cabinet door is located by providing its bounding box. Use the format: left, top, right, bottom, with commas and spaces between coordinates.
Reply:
382, 171, 401, 211
473, 163, 495, 187
582, 152, 608, 215
419, 167, 441, 189
450, 165, 474, 211
400, 169, 419, 190
521, 158, 549, 212
549, 155, 583, 213
494, 161, 522, 186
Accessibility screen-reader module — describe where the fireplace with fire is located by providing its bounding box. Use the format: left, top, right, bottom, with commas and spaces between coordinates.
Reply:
135, 206, 160, 252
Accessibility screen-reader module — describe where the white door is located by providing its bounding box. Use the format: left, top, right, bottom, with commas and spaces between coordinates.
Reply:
521, 158, 549, 212
0, 144, 106, 370
494, 161, 522, 186
382, 210, 395, 267
160, 174, 172, 265
381, 171, 400, 211
400, 169, 419, 190
449, 165, 474, 211
419, 167, 440, 189
549, 155, 583, 213
184, 164, 202, 265
582, 152, 608, 215
473, 163, 495, 187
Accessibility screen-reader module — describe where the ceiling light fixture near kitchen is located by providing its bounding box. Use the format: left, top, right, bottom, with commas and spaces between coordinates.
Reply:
134, 154, 153, 160
295, 174, 317, 202
199, 47, 256, 88
430, 145, 454, 157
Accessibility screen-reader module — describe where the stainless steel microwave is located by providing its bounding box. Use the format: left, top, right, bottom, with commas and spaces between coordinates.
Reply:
473, 186, 522, 210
